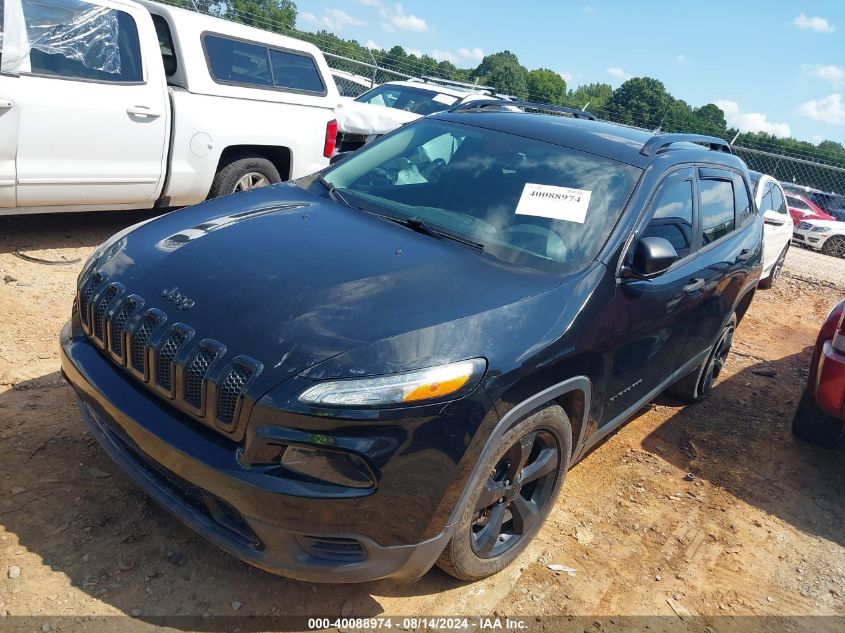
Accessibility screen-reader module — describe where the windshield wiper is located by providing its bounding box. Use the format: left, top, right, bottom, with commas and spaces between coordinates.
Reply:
318, 175, 353, 208
389, 216, 485, 250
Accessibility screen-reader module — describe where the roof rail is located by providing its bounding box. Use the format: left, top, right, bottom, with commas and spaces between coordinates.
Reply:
640, 133, 732, 157
450, 99, 597, 121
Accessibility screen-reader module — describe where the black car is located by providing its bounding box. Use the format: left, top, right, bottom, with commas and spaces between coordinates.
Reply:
60, 101, 762, 583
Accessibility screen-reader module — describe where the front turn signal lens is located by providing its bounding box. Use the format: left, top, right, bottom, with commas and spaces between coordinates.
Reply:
297, 359, 486, 407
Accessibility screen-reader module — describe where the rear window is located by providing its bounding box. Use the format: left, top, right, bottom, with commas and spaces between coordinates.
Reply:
355, 84, 459, 115
787, 195, 811, 211
203, 33, 325, 95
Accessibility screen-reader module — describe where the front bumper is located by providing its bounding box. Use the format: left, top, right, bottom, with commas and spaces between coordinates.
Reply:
60, 321, 451, 582
792, 229, 825, 249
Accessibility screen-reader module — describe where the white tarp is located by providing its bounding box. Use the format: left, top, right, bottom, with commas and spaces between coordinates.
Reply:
335, 100, 420, 136
1, 0, 122, 75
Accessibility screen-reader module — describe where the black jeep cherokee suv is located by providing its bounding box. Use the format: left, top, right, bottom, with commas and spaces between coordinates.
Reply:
61, 101, 762, 582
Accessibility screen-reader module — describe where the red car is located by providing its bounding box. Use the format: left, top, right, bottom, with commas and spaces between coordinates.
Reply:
786, 193, 835, 223
793, 299, 845, 446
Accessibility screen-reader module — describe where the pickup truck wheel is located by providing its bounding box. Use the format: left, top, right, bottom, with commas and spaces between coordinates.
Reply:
759, 243, 788, 289
208, 157, 281, 199
792, 391, 844, 448
667, 313, 737, 403
436, 404, 571, 581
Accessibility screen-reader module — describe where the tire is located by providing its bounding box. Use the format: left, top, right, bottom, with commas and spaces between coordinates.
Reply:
436, 404, 572, 581
792, 391, 844, 448
759, 243, 788, 289
667, 313, 737, 403
207, 157, 281, 199
822, 235, 845, 259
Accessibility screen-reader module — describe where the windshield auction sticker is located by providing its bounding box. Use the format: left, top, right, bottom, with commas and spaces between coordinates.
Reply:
515, 183, 592, 223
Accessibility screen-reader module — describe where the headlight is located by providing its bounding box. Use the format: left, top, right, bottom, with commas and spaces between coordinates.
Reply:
298, 359, 486, 406
811, 226, 832, 233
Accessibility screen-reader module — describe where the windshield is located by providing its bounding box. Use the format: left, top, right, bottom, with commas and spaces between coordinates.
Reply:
322, 118, 642, 274
355, 84, 460, 116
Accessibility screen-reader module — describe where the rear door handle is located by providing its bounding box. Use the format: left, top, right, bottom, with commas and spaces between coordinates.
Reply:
683, 278, 705, 293
0, 99, 13, 109
126, 105, 161, 118
736, 248, 752, 263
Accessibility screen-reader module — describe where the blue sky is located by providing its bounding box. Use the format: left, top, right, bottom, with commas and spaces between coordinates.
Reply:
297, 1, 845, 144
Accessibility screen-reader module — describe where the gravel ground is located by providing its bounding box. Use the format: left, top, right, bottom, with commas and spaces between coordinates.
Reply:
784, 244, 845, 289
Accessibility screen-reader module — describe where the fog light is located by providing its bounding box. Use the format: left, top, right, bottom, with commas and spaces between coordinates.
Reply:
280, 446, 373, 489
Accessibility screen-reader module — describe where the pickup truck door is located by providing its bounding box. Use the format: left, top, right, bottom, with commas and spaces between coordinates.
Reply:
8, 0, 169, 208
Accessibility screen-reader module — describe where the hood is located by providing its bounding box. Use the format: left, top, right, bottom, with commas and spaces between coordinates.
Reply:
335, 100, 420, 135
802, 219, 845, 231
93, 183, 561, 391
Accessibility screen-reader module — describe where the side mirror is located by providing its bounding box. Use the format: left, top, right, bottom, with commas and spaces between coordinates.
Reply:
628, 237, 678, 277
762, 209, 787, 226
329, 151, 353, 166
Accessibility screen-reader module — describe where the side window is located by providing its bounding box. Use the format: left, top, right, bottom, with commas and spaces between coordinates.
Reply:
151, 15, 177, 78
269, 48, 324, 94
1, 1, 5, 66
641, 172, 694, 258
788, 195, 810, 212
734, 175, 754, 228
698, 175, 736, 244
204, 34, 272, 87
758, 183, 774, 212
771, 185, 788, 215
22, 0, 142, 83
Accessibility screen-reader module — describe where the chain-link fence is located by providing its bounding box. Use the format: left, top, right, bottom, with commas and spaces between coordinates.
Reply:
323, 53, 412, 98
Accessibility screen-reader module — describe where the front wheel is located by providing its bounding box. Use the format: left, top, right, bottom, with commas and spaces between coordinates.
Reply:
208, 157, 281, 199
436, 405, 572, 581
822, 235, 845, 259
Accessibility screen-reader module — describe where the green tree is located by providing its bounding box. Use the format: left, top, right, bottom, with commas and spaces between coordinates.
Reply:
603, 77, 671, 128
562, 82, 613, 113
225, 0, 297, 32
693, 103, 728, 135
526, 69, 567, 105
472, 51, 529, 98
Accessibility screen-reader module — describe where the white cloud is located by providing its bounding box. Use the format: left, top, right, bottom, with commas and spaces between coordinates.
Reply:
300, 8, 364, 31
431, 49, 458, 63
793, 13, 835, 33
802, 64, 845, 88
381, 4, 429, 32
457, 47, 485, 62
365, 39, 382, 50
406, 48, 423, 57
582, 6, 594, 14
359, 0, 382, 6
799, 93, 845, 126
559, 70, 574, 83
676, 53, 686, 64
715, 100, 792, 137
606, 67, 632, 80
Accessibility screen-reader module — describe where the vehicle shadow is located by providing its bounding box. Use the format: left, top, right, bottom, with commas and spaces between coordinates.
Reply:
0, 209, 166, 256
0, 372, 465, 625
640, 347, 845, 549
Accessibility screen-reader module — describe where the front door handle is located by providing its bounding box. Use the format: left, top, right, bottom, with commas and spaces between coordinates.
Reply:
0, 99, 13, 109
126, 105, 161, 118
683, 277, 705, 293
736, 248, 752, 263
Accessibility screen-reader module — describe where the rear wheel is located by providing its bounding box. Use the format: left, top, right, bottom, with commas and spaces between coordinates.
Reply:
668, 314, 736, 403
759, 243, 788, 289
792, 391, 844, 448
436, 405, 571, 581
822, 235, 845, 258
208, 157, 281, 199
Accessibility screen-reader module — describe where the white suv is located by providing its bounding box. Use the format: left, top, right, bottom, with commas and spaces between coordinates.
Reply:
793, 219, 845, 258
749, 171, 793, 288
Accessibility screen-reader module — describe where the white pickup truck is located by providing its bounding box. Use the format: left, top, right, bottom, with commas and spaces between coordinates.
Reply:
0, 0, 339, 215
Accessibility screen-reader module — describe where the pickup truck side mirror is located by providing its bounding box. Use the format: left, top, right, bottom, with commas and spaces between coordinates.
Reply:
625, 237, 679, 278
762, 209, 787, 226
329, 151, 353, 166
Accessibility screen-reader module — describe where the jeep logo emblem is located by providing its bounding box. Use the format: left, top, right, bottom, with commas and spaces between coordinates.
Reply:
161, 286, 196, 311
